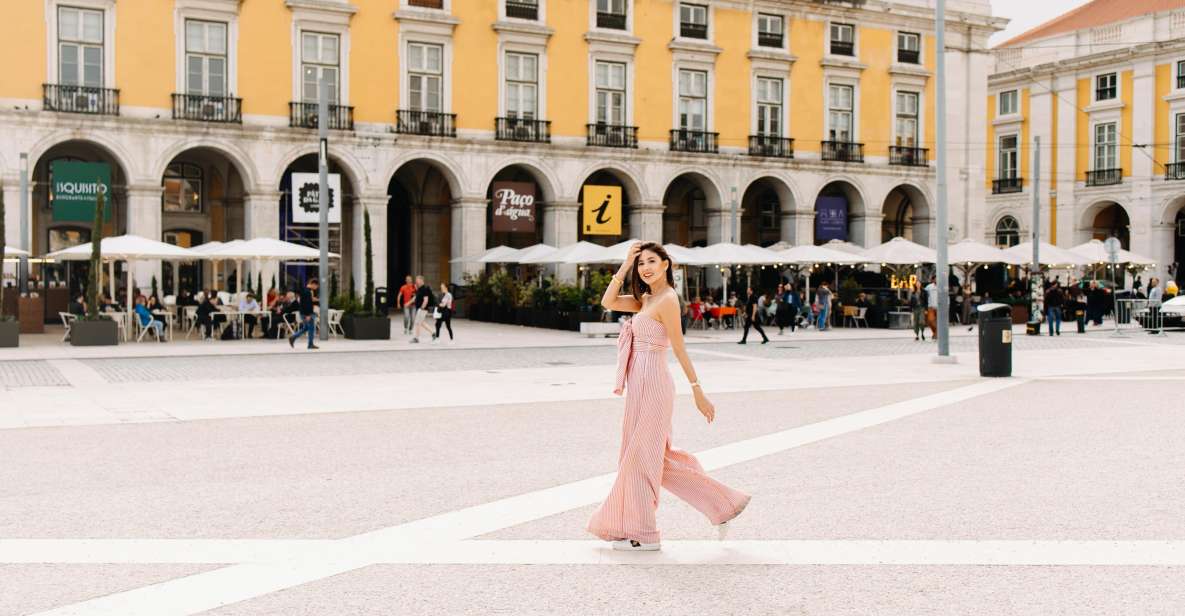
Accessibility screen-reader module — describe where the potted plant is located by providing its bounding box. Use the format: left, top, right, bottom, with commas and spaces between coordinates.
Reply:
342, 208, 390, 340
0, 185, 17, 347
71, 186, 118, 346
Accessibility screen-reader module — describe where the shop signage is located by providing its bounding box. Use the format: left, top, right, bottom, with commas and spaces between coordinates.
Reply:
290, 172, 342, 224
582, 185, 622, 236
490, 181, 536, 233
51, 161, 112, 222
815, 196, 848, 243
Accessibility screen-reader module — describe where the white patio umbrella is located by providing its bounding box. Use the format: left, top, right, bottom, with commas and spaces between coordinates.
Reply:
862, 237, 938, 265
1004, 241, 1092, 268
663, 243, 702, 265
584, 239, 642, 264
46, 234, 201, 324
774, 245, 864, 307
192, 240, 244, 292
1069, 239, 1156, 266
206, 238, 339, 295
821, 239, 868, 256
3, 246, 30, 257
518, 241, 608, 265
449, 245, 517, 264
948, 238, 1023, 266
509, 243, 557, 264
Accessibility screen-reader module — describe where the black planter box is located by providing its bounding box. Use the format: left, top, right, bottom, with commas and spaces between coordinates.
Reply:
70, 319, 119, 346
0, 320, 18, 347
342, 314, 391, 340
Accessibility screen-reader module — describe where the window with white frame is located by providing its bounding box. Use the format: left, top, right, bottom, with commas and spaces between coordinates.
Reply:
999, 90, 1018, 116
828, 83, 853, 141
896, 91, 919, 146
1095, 73, 1117, 101
679, 3, 708, 39
1094, 122, 1117, 170
1177, 60, 1185, 89
757, 13, 784, 48
596, 0, 627, 30
505, 52, 537, 119
407, 42, 443, 112
301, 32, 339, 103
677, 69, 707, 131
897, 32, 920, 64
1177, 113, 1185, 162
755, 77, 782, 136
595, 60, 626, 125
995, 216, 1020, 247
185, 20, 227, 97
829, 23, 854, 56
58, 6, 104, 87
998, 135, 1018, 179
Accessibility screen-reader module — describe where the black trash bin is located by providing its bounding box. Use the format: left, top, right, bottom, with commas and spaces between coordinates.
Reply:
977, 303, 1013, 377
374, 286, 389, 313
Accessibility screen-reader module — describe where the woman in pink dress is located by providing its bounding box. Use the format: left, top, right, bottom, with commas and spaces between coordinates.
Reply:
588, 242, 750, 551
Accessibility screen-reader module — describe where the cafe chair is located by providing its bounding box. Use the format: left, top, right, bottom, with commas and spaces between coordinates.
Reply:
59, 312, 76, 342
852, 307, 869, 328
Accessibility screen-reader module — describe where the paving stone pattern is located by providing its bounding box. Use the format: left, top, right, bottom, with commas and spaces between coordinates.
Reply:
0, 361, 68, 388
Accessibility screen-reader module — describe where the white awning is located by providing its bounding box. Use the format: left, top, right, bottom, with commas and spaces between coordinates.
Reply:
46, 234, 200, 261
948, 238, 1025, 265
862, 237, 938, 265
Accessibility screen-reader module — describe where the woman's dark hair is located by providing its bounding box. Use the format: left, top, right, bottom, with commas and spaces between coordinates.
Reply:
629, 242, 676, 300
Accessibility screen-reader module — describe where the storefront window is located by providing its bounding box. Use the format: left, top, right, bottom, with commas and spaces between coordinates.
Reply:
163, 162, 202, 212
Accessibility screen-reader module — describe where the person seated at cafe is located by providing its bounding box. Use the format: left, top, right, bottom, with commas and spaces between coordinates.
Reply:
854, 292, 871, 309
266, 287, 279, 310
98, 293, 118, 313
133, 297, 166, 342
238, 293, 261, 338
195, 290, 224, 340
68, 294, 86, 316
176, 289, 197, 308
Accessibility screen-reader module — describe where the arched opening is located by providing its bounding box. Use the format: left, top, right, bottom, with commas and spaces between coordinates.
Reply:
159, 147, 248, 295
486, 164, 545, 250
662, 173, 713, 247
579, 170, 633, 246
740, 177, 793, 247
1086, 201, 1130, 249
387, 159, 454, 288
814, 180, 865, 246
1169, 198, 1185, 286
994, 215, 1020, 248
881, 184, 931, 246
32, 140, 131, 300
278, 154, 357, 292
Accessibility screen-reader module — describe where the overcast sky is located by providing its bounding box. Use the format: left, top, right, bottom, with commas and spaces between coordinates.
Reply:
989, 0, 1093, 46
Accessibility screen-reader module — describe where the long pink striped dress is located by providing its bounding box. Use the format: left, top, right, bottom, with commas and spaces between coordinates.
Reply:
588, 313, 750, 544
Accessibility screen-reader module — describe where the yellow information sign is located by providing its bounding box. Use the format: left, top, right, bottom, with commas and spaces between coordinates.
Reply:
582, 185, 622, 236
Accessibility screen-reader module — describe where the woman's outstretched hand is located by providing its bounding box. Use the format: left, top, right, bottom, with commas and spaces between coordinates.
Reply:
617, 242, 642, 278
693, 388, 715, 423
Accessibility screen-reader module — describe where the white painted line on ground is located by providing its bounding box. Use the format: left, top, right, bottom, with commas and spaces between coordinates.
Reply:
45, 359, 107, 387
685, 348, 758, 361
27, 380, 1020, 616
1038, 376, 1185, 381
0, 539, 336, 565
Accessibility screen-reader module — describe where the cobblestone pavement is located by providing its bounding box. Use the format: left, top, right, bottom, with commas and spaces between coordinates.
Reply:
0, 361, 67, 388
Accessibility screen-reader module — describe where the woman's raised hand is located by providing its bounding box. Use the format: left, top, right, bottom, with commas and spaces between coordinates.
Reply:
618, 242, 643, 276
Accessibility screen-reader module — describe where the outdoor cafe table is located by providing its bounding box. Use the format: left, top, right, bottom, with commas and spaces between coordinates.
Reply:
151, 310, 176, 341
217, 308, 270, 339
709, 306, 737, 328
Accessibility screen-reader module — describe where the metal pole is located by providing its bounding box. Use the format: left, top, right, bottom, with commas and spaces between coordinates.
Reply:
1030, 136, 1043, 332
19, 153, 29, 294
730, 186, 738, 244
934, 0, 951, 358
317, 77, 330, 341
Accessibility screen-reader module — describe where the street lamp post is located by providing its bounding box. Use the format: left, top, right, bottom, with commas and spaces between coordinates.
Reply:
934, 0, 952, 360
318, 78, 330, 342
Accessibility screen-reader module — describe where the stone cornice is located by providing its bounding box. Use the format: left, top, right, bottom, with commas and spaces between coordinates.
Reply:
285, 0, 357, 17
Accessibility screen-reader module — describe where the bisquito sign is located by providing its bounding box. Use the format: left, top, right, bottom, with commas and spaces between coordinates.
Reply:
491, 181, 536, 233
51, 161, 113, 222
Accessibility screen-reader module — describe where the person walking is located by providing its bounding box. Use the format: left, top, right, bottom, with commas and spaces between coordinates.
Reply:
588, 242, 750, 552
961, 285, 975, 331
397, 275, 417, 335
775, 283, 797, 334
287, 278, 320, 350
410, 275, 435, 343
1147, 277, 1163, 334
1044, 281, 1064, 336
815, 281, 833, 331
924, 276, 939, 339
433, 282, 454, 341
738, 287, 769, 345
909, 281, 927, 341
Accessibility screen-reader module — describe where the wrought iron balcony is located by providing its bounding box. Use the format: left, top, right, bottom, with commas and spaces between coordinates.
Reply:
43, 83, 119, 116
288, 102, 354, 130
396, 109, 457, 137
897, 48, 920, 64
1086, 168, 1122, 187
596, 11, 627, 30
172, 93, 242, 123
889, 145, 928, 167
748, 135, 794, 158
1166, 162, 1185, 181
407, 0, 443, 7
505, 0, 537, 20
680, 22, 708, 39
496, 117, 550, 143
821, 140, 864, 163
586, 123, 638, 148
757, 32, 783, 48
669, 129, 718, 154
992, 177, 1023, 194
830, 40, 854, 56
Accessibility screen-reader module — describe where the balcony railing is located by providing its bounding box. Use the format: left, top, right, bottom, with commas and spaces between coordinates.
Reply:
897, 48, 920, 64
1086, 168, 1122, 187
596, 11, 627, 29
496, 117, 550, 143
586, 123, 638, 148
1166, 162, 1185, 181
396, 109, 457, 137
889, 145, 928, 167
288, 102, 354, 130
830, 40, 854, 56
748, 135, 794, 158
505, 0, 537, 20
821, 140, 864, 163
407, 0, 443, 7
992, 177, 1023, 194
172, 93, 242, 123
680, 22, 708, 39
43, 83, 119, 115
757, 31, 783, 48
670, 129, 718, 153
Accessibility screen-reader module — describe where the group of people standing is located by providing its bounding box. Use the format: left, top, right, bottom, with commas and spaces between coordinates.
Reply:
396, 275, 455, 343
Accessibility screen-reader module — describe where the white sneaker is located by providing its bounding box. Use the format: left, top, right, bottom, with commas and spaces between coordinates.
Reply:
611, 539, 661, 552
716, 520, 732, 541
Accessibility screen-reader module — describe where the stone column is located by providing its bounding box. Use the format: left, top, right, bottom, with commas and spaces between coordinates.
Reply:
244, 190, 281, 292
450, 196, 487, 286
1054, 75, 1078, 245
543, 200, 579, 282
795, 210, 815, 245
125, 184, 163, 294
629, 202, 665, 242
853, 212, 882, 248
353, 194, 389, 298
779, 211, 796, 244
